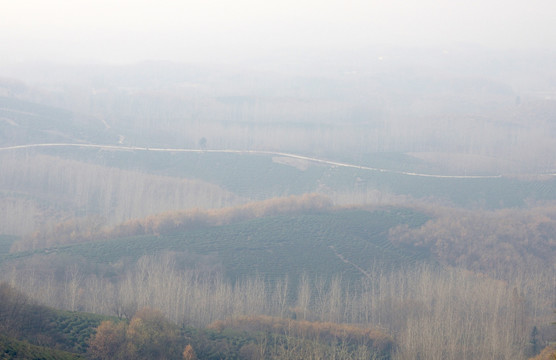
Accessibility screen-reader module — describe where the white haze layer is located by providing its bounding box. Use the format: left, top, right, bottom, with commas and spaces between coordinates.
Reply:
2, 0, 556, 65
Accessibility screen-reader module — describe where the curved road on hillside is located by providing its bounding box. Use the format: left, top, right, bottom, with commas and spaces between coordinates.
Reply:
0, 142, 527, 179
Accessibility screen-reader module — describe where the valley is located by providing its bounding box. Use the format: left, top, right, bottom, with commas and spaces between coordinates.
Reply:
1, 53, 556, 359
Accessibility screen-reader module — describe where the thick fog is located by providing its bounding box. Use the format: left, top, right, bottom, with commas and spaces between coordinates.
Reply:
2, 0, 556, 65
1, 4, 556, 359
2, 1, 556, 175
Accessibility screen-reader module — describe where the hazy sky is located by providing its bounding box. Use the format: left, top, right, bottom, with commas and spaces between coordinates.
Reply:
2, 0, 556, 65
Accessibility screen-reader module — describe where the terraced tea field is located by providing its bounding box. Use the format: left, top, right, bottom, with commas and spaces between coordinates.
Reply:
2, 208, 431, 286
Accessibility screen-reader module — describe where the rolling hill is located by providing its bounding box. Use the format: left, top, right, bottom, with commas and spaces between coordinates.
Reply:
2, 207, 431, 287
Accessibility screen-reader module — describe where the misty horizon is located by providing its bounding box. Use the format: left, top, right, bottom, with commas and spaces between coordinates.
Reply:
3, 0, 556, 66
1, 2, 556, 359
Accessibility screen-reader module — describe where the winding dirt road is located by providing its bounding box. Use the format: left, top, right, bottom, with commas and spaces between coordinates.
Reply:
0, 142, 518, 179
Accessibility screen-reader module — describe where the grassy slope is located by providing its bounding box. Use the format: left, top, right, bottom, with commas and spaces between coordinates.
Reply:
3, 208, 431, 285
10, 306, 114, 355
0, 334, 84, 360
42, 148, 326, 200
0, 301, 113, 359
39, 310, 112, 354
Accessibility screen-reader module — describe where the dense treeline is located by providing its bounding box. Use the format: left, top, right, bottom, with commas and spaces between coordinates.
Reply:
1, 282, 391, 360
389, 205, 556, 276
3, 253, 553, 360
0, 282, 34, 339
107, 193, 332, 238
528, 346, 556, 360
88, 308, 182, 360
88, 311, 393, 360
207, 315, 393, 355
0, 152, 243, 236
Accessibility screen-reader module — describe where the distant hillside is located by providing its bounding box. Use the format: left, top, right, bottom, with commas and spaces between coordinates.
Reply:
30, 147, 556, 209
0, 96, 116, 146
3, 146, 556, 241
0, 282, 109, 356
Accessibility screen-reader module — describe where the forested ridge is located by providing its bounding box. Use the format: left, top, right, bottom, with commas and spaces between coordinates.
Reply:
8, 193, 332, 252
7, 195, 556, 281
1, 198, 555, 359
